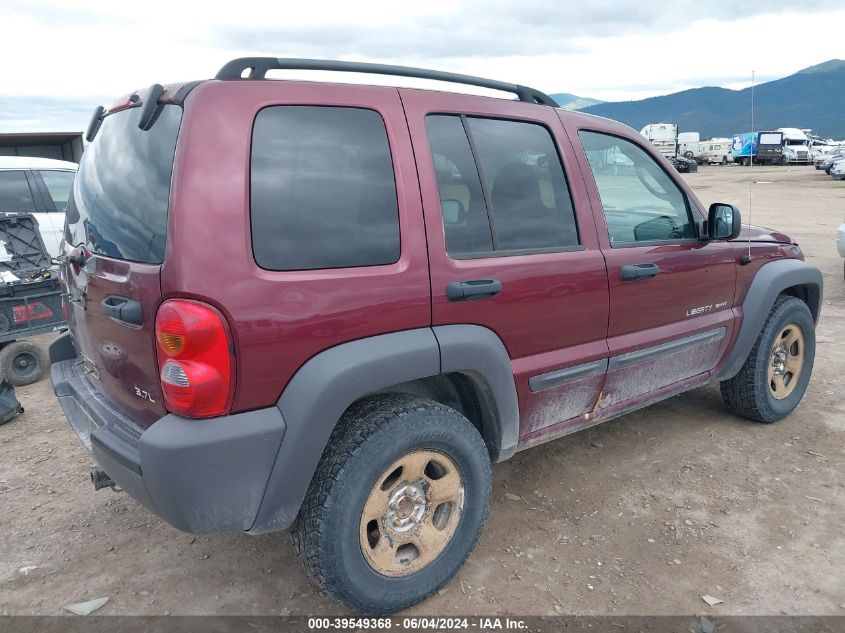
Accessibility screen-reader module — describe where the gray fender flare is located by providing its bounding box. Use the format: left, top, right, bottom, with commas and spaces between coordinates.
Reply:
717, 258, 822, 380
433, 325, 520, 461
248, 325, 519, 534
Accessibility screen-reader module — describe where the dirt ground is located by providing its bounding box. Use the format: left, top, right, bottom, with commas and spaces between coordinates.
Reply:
0, 165, 843, 617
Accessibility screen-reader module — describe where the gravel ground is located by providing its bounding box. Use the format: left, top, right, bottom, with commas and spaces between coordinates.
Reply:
0, 165, 843, 617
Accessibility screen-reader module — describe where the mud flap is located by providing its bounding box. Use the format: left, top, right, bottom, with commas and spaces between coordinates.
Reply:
0, 379, 23, 425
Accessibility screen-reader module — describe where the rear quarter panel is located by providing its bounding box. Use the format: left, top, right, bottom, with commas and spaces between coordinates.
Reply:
163, 81, 431, 412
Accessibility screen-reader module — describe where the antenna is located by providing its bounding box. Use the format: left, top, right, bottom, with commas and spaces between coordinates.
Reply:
741, 70, 755, 265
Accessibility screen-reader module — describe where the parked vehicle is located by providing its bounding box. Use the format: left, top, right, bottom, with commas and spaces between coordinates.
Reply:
729, 131, 784, 166
816, 148, 845, 169
0, 213, 65, 385
668, 155, 698, 173
0, 157, 77, 258
640, 123, 678, 158
50, 59, 823, 614
831, 158, 845, 179
777, 128, 812, 164
678, 131, 701, 162
822, 154, 845, 174
808, 138, 835, 162
700, 138, 733, 165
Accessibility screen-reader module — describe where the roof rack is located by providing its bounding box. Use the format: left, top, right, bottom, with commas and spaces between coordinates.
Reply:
215, 57, 560, 107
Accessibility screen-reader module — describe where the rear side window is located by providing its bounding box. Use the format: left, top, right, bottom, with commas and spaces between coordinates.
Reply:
0, 171, 36, 213
426, 115, 579, 257
65, 104, 182, 263
251, 106, 400, 271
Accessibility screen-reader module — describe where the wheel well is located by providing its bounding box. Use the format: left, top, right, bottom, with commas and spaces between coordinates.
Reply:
779, 284, 821, 323
364, 373, 503, 460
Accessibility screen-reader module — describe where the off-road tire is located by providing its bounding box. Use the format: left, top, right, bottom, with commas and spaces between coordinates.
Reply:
290, 394, 492, 614
0, 340, 49, 386
720, 296, 815, 423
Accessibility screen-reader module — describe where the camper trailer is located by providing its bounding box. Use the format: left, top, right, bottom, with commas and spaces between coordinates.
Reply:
699, 138, 732, 165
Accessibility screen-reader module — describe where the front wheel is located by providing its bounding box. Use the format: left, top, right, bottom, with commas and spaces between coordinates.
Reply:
291, 395, 492, 613
720, 296, 815, 423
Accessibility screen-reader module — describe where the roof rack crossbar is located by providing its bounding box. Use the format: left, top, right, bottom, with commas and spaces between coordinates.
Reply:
215, 57, 559, 107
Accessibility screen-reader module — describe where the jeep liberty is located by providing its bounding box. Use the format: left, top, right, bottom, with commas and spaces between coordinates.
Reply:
51, 58, 822, 613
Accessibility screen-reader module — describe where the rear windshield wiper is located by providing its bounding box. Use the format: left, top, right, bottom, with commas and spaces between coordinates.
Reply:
85, 84, 165, 142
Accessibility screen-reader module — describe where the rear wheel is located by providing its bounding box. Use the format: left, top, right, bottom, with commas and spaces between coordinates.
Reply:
720, 297, 815, 423
291, 395, 492, 613
0, 340, 49, 386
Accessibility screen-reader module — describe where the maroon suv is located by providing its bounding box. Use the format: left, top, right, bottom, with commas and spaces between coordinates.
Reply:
51, 58, 822, 613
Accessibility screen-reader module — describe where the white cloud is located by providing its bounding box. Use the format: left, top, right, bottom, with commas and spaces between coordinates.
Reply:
0, 1, 843, 130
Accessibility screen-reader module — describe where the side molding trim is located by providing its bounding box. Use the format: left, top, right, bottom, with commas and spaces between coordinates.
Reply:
529, 358, 608, 392
608, 328, 725, 371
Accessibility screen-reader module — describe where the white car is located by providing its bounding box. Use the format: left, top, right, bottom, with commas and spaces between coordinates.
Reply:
0, 156, 77, 258
838, 215, 845, 280
831, 158, 845, 179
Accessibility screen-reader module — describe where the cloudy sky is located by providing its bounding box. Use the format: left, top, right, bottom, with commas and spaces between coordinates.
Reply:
2, 0, 844, 132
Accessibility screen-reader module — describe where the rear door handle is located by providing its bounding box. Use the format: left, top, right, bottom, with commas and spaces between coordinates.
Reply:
101, 295, 143, 325
620, 263, 661, 281
446, 279, 502, 301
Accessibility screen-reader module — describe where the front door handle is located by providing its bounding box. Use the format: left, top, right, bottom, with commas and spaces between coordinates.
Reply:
101, 295, 143, 325
446, 279, 502, 301
620, 263, 661, 281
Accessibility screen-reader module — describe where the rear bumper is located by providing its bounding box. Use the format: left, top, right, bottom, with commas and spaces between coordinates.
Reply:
50, 335, 287, 534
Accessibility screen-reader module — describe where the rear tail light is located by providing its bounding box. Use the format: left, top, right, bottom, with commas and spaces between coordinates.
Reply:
155, 299, 235, 418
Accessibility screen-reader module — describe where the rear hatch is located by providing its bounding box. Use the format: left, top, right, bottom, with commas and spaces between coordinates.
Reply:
61, 99, 182, 427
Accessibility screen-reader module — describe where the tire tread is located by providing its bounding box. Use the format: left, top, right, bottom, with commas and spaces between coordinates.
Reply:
290, 394, 490, 613
720, 296, 812, 423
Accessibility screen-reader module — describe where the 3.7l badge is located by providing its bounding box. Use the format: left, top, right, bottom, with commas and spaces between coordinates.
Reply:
133, 386, 156, 403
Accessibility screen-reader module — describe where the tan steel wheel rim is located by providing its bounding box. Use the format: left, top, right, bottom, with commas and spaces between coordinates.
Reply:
359, 450, 464, 577
768, 323, 805, 400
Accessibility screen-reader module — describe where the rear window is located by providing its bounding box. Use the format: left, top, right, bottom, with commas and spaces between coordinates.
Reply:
250, 106, 400, 271
64, 104, 182, 264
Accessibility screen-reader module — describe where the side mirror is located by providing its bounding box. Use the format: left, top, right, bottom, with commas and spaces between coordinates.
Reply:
707, 203, 742, 240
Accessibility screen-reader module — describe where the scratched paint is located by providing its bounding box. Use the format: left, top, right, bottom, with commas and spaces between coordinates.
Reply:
601, 342, 721, 408
522, 374, 605, 435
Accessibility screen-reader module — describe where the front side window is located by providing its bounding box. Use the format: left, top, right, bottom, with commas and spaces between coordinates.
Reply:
579, 131, 694, 245
426, 115, 579, 257
251, 106, 400, 271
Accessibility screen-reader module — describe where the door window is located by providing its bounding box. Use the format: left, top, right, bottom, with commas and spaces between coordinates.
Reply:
0, 171, 36, 213
425, 116, 493, 255
426, 115, 579, 256
579, 131, 694, 245
39, 170, 76, 212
